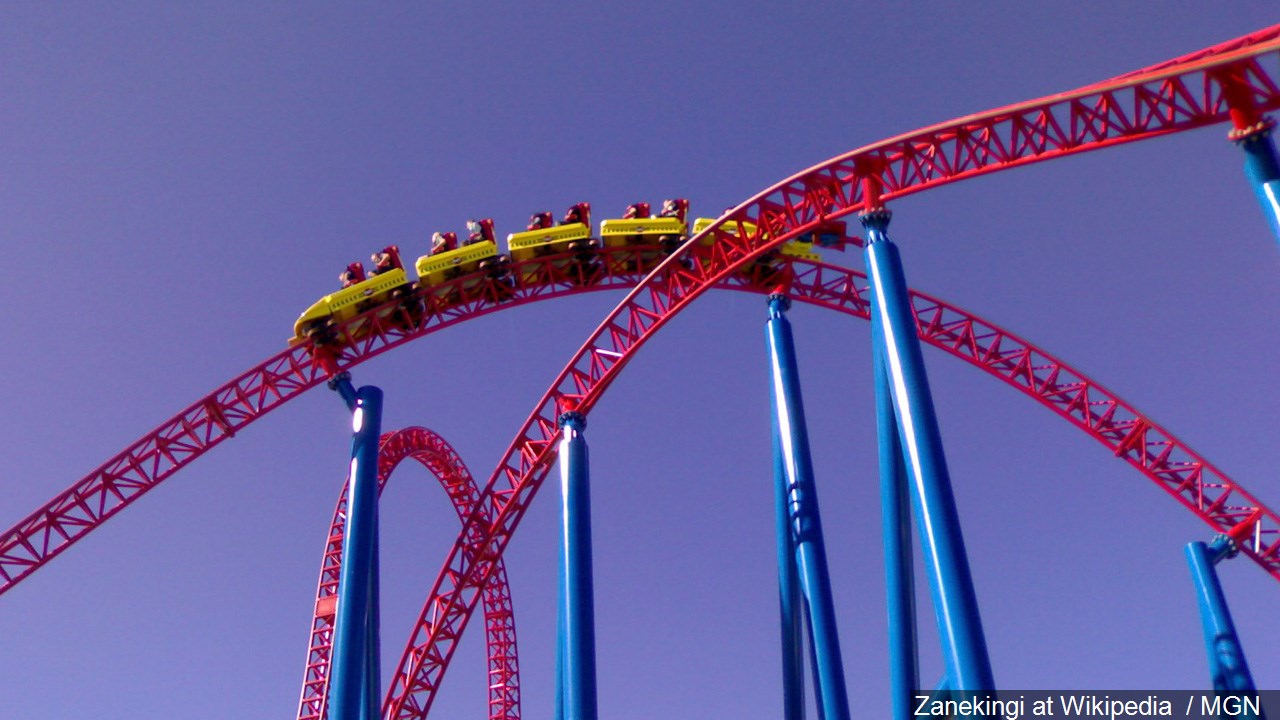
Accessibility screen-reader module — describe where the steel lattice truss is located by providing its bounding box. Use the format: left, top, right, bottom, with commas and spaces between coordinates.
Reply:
0, 25, 1277, 719
297, 427, 519, 720
378, 30, 1280, 719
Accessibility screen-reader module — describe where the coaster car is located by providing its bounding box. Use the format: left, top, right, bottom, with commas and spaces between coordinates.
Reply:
600, 199, 691, 271
507, 203, 594, 262
416, 220, 510, 296
600, 199, 689, 247
289, 198, 852, 351
507, 203, 597, 283
416, 240, 502, 288
291, 246, 410, 345
691, 217, 821, 262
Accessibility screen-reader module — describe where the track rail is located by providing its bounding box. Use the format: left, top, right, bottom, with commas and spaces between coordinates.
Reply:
297, 427, 519, 720
379, 256, 1280, 717
5, 243, 1275, 611
0, 26, 1276, 717
0, 255, 635, 598
378, 31, 1280, 718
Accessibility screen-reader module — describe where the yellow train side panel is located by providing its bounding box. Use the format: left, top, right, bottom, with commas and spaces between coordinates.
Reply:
293, 298, 333, 340
599, 217, 687, 247
779, 247, 821, 262
415, 241, 498, 286
692, 217, 815, 256
780, 237, 816, 256
292, 268, 408, 340
692, 217, 761, 247
507, 223, 591, 262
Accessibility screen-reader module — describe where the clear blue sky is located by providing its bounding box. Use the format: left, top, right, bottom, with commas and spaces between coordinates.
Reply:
1, 3, 1277, 719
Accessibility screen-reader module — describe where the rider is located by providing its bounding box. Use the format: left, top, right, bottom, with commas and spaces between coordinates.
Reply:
657, 199, 688, 253
368, 246, 401, 276
527, 212, 554, 231
339, 262, 365, 288
561, 202, 589, 225
431, 231, 458, 255
466, 219, 494, 245
623, 202, 650, 219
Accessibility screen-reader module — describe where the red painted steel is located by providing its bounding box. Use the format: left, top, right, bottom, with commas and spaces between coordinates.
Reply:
6, 31, 1276, 602
379, 34, 1280, 718
296, 427, 519, 720
378, 259, 1280, 719
0, 255, 642, 598
0, 27, 1276, 717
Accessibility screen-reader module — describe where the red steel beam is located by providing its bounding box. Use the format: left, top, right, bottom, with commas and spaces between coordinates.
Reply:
0, 28, 1277, 715
379, 32, 1280, 718
296, 427, 519, 720
8, 30, 1276, 602
378, 256, 1280, 718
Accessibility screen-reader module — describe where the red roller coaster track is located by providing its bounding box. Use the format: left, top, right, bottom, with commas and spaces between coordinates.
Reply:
297, 427, 519, 720
377, 30, 1280, 719
0, 25, 1277, 719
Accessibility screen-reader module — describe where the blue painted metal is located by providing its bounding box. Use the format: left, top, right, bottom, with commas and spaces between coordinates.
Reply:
557, 412, 598, 720
328, 371, 359, 411
327, 382, 384, 720
873, 312, 919, 720
770, 308, 806, 720
861, 210, 994, 695
926, 676, 951, 706
1238, 126, 1280, 246
556, 590, 565, 720
1185, 538, 1262, 710
364, 524, 382, 720
766, 293, 851, 720
556, 501, 567, 720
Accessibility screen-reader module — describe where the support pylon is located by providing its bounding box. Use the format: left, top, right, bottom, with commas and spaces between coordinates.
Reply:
327, 373, 384, 720
862, 209, 994, 696
1220, 66, 1280, 247
1185, 537, 1263, 717
872, 307, 919, 720
1234, 120, 1280, 247
556, 409, 598, 720
766, 293, 851, 720
772, 387, 806, 720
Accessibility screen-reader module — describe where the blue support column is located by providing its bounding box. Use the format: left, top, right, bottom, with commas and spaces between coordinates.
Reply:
1235, 121, 1280, 247
327, 375, 384, 720
861, 209, 994, 695
772, 368, 806, 720
330, 371, 360, 410
556, 502, 567, 720
1185, 538, 1262, 712
873, 312, 919, 720
364, 524, 382, 720
555, 592, 565, 720
557, 412, 598, 720
766, 294, 852, 720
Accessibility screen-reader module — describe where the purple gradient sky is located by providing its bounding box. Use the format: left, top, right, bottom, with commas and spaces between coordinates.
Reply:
2, 3, 1278, 718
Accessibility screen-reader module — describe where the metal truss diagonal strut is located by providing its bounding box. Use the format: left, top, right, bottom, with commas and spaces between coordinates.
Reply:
380, 30, 1280, 717
296, 426, 521, 720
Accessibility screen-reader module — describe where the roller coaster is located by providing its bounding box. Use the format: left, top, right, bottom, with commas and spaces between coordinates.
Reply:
289, 199, 841, 351
3, 21, 1280, 720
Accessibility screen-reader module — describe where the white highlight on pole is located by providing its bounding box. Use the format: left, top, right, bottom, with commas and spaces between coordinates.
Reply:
559, 429, 575, 542
867, 251, 955, 636
1262, 181, 1280, 231
769, 348, 800, 508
